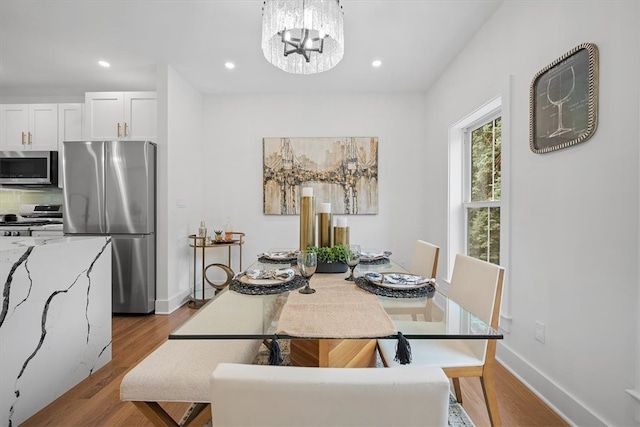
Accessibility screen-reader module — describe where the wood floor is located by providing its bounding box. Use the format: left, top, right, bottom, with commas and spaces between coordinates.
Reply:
23, 304, 568, 427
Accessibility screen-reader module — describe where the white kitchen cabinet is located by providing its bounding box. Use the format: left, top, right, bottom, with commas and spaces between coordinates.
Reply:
58, 103, 83, 142
57, 103, 84, 188
84, 92, 157, 141
0, 104, 58, 151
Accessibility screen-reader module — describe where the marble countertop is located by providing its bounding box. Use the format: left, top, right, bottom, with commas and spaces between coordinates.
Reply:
0, 236, 105, 251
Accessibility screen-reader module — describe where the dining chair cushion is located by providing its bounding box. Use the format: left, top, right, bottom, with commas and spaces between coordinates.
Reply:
210, 363, 450, 427
120, 339, 262, 403
378, 338, 482, 368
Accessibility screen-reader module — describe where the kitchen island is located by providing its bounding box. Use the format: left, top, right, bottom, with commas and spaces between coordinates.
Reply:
0, 236, 112, 426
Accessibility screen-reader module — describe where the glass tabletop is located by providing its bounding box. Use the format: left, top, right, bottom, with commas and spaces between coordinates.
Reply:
169, 253, 503, 341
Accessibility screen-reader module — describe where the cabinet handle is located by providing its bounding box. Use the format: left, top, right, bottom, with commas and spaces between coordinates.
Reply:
28, 132, 32, 145
124, 122, 128, 137
117, 123, 121, 138
21, 132, 26, 145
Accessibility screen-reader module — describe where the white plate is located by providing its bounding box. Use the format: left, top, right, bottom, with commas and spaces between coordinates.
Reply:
260, 251, 298, 261
363, 272, 433, 290
238, 269, 295, 287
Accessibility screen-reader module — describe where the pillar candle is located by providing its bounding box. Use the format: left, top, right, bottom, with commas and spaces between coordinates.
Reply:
302, 187, 313, 197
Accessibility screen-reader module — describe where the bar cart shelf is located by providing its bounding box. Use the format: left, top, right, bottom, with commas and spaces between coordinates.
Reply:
188, 232, 245, 308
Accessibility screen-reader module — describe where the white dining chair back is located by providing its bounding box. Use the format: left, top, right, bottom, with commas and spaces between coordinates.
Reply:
447, 253, 504, 363
449, 253, 502, 326
410, 239, 439, 278
210, 363, 450, 427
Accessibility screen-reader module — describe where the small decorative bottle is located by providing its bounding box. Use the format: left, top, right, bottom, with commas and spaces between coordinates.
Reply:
198, 221, 207, 239
224, 218, 233, 241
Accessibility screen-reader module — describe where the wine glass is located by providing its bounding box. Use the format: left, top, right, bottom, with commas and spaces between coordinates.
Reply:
344, 244, 361, 281
546, 66, 575, 138
297, 251, 317, 294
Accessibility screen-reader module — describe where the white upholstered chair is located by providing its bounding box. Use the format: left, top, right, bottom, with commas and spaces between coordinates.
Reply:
377, 253, 505, 427
380, 239, 440, 320
210, 363, 450, 427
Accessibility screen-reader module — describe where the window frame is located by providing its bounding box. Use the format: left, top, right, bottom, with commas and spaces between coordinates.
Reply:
462, 113, 502, 261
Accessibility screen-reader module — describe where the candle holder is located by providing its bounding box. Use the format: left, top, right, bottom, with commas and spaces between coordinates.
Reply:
318, 212, 332, 247
299, 193, 316, 251
334, 226, 350, 246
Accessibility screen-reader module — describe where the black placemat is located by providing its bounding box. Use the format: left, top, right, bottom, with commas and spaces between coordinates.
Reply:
355, 277, 436, 299
229, 275, 307, 295
359, 257, 390, 265
257, 256, 297, 265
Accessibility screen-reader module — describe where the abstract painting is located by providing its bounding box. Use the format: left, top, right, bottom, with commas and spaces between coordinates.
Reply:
263, 137, 378, 215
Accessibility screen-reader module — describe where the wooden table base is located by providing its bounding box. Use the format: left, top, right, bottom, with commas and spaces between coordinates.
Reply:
290, 339, 378, 368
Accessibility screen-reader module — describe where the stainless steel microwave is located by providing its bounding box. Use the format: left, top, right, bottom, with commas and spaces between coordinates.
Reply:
0, 151, 58, 186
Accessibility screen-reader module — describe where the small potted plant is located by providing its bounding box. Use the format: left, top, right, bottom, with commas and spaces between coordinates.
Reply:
307, 245, 349, 273
214, 230, 223, 242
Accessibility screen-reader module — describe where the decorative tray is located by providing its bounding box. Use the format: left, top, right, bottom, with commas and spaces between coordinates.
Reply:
363, 272, 433, 290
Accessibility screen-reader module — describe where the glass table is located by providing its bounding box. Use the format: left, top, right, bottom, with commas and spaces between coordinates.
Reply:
170, 256, 502, 367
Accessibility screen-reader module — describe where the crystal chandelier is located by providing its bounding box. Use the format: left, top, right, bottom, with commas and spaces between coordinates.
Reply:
261, 0, 344, 74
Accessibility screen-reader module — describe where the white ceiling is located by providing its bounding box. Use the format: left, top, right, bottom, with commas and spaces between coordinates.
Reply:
0, 0, 502, 97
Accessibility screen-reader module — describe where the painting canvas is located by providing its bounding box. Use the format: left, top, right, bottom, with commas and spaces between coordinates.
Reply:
263, 137, 378, 215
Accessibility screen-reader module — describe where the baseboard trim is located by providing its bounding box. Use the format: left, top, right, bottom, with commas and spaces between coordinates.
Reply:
497, 342, 607, 426
154, 289, 191, 314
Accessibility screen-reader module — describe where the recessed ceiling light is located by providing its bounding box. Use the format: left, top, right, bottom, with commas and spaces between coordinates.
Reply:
98, 60, 110, 68
372, 60, 382, 68
225, 62, 235, 69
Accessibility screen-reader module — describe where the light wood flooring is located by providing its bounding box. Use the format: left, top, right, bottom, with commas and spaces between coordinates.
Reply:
23, 304, 568, 427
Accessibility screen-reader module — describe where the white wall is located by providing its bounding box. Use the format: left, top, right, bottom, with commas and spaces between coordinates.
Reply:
200, 93, 430, 272
423, 1, 640, 425
155, 65, 204, 313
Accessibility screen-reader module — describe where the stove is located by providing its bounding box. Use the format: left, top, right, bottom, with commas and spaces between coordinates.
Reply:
0, 204, 64, 236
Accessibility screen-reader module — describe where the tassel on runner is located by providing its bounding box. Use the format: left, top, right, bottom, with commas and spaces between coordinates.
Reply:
394, 331, 412, 365
268, 335, 282, 366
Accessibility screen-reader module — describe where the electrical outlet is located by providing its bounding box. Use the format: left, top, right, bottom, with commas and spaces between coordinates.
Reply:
535, 321, 545, 344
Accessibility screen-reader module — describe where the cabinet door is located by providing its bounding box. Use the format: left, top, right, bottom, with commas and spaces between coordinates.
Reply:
124, 92, 157, 141
0, 104, 29, 150
58, 103, 84, 187
58, 103, 83, 142
85, 92, 125, 139
29, 104, 58, 150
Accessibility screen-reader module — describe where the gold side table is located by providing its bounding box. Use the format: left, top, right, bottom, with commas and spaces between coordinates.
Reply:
188, 232, 245, 308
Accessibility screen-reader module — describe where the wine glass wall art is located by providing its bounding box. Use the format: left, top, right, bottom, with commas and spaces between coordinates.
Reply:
530, 43, 599, 154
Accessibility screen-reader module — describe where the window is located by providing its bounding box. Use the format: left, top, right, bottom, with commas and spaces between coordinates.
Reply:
464, 116, 501, 264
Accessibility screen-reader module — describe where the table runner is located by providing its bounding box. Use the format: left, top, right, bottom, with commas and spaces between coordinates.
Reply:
276, 275, 397, 338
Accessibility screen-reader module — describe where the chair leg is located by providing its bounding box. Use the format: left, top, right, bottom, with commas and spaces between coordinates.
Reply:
480, 372, 502, 427
425, 298, 434, 321
452, 377, 463, 403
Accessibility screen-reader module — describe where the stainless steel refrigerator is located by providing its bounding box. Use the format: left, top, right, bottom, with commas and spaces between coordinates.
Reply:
62, 140, 156, 314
